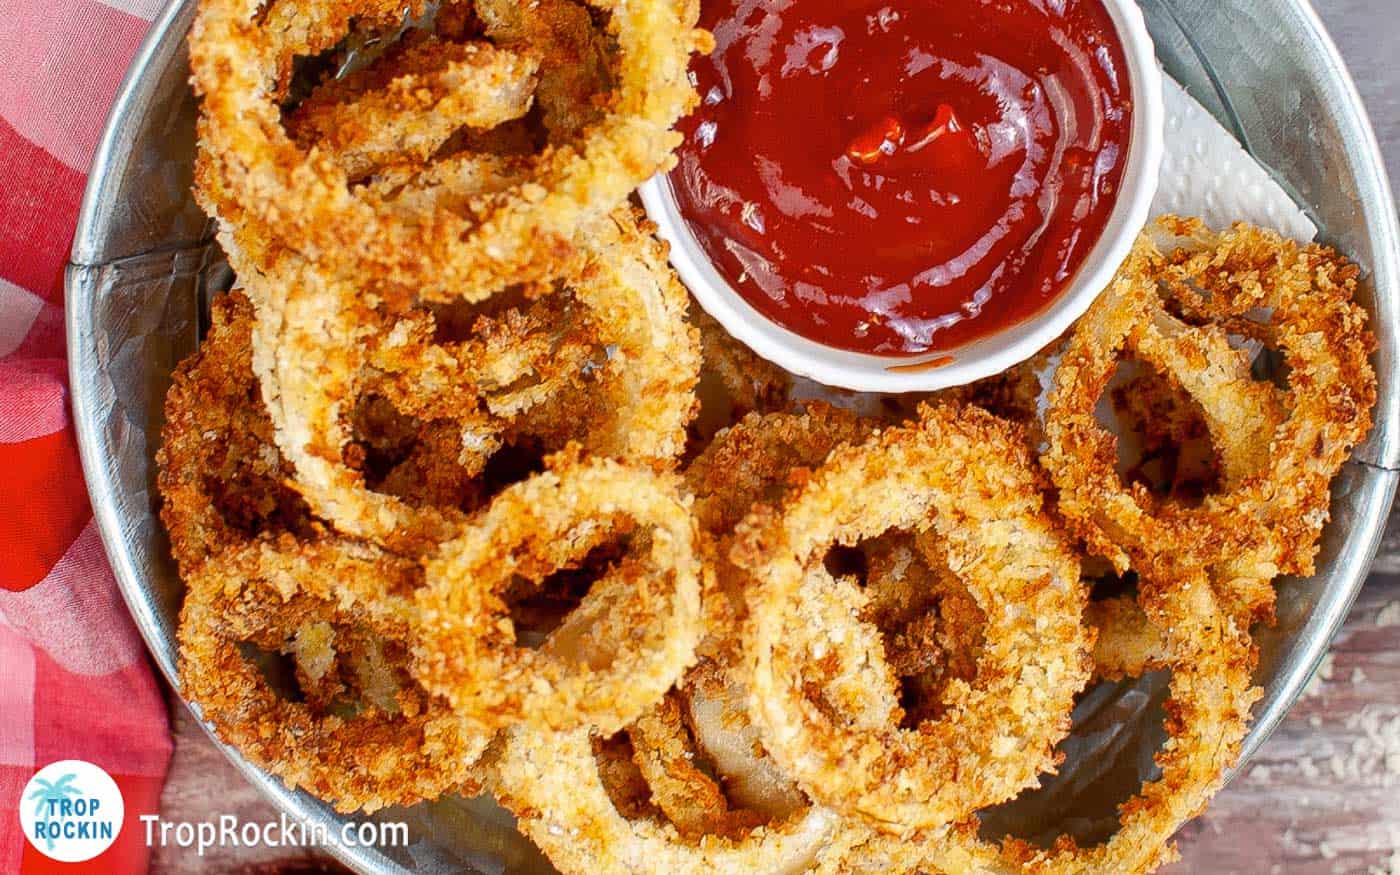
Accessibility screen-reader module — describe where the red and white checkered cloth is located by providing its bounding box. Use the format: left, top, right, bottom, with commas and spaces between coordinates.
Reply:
1, 0, 173, 871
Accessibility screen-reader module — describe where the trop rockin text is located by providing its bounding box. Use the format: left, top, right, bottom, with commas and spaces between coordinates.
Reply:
140, 813, 409, 856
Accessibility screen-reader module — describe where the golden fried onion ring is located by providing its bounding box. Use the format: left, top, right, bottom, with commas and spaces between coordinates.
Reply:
734, 404, 1091, 831
829, 568, 1261, 874
241, 208, 698, 549
178, 540, 489, 813
190, 0, 709, 300
413, 455, 704, 735
1043, 219, 1376, 624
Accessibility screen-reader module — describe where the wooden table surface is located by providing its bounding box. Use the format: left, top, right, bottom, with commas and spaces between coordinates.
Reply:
150, 1, 1400, 872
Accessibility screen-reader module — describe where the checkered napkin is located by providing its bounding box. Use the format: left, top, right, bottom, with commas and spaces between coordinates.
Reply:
1, 0, 173, 870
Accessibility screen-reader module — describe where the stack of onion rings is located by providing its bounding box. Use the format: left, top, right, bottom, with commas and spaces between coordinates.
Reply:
233, 205, 698, 551
161, 295, 490, 812
168, 0, 1379, 855
489, 405, 872, 874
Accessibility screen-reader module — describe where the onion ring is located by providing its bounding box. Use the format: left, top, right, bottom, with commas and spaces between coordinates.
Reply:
1043, 218, 1376, 625
827, 567, 1261, 874
734, 403, 1092, 831
237, 253, 483, 549
177, 539, 489, 813
412, 453, 704, 734
236, 207, 698, 550
190, 0, 708, 300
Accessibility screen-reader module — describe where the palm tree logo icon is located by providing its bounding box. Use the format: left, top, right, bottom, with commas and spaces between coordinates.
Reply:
20, 760, 123, 863
27, 773, 82, 852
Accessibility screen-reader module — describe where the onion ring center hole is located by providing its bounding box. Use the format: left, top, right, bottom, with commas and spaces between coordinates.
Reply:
426, 284, 547, 341
275, 1, 457, 112
203, 464, 316, 540
1252, 344, 1291, 391
237, 622, 404, 717
239, 641, 306, 702
477, 440, 551, 496
349, 393, 569, 516
1100, 358, 1222, 507
506, 534, 634, 655
592, 732, 664, 821
348, 394, 499, 512
822, 531, 988, 730
822, 544, 868, 583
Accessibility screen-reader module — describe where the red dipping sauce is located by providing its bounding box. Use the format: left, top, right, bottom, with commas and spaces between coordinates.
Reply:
671, 0, 1133, 355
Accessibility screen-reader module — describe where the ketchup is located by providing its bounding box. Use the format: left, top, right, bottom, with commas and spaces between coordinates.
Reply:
671, 0, 1133, 355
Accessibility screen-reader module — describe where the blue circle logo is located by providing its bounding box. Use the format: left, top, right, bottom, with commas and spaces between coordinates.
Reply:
19, 760, 125, 862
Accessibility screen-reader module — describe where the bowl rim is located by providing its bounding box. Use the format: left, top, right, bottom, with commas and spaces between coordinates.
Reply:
638, 0, 1166, 393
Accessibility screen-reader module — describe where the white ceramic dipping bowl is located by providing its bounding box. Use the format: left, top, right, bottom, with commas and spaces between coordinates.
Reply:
640, 0, 1166, 393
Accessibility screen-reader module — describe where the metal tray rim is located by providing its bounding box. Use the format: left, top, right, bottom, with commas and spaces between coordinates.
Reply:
65, 0, 1400, 870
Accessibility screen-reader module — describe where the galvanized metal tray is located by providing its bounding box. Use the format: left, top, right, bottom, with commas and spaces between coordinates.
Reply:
67, 0, 1400, 871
